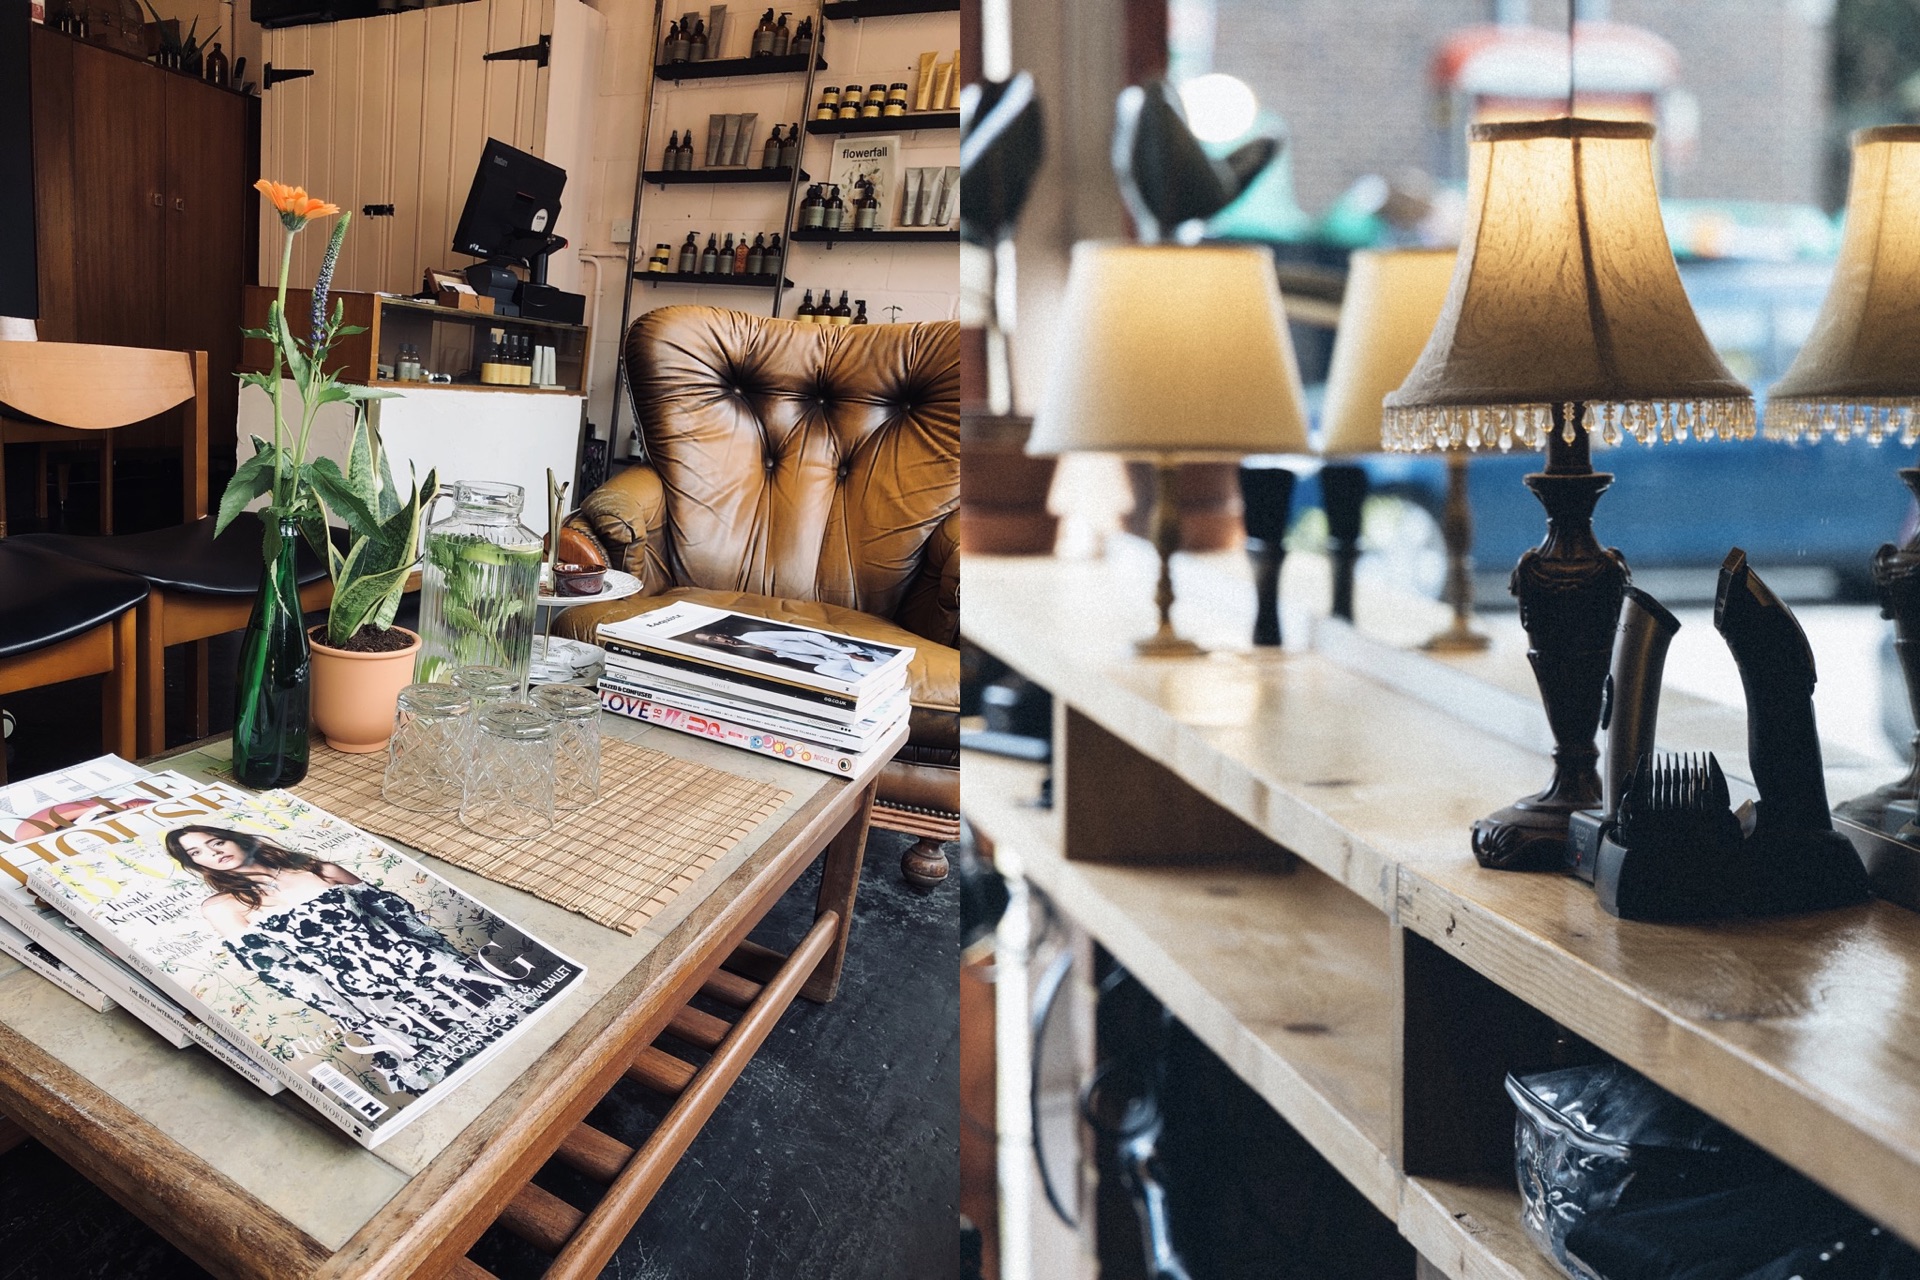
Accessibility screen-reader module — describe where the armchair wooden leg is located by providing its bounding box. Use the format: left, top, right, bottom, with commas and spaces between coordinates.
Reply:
901, 837, 950, 888
136, 595, 166, 759
187, 638, 210, 742
106, 610, 137, 762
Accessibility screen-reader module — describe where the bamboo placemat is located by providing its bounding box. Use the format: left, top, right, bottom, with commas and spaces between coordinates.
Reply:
287, 739, 793, 936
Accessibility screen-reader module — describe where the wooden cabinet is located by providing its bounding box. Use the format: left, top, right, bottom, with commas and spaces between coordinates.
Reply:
258, 0, 601, 299
28, 26, 258, 491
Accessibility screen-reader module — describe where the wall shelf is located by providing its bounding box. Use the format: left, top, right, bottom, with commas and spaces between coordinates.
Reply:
642, 167, 808, 186
633, 271, 795, 289
652, 54, 826, 82
805, 112, 958, 135
788, 228, 957, 246
822, 0, 960, 17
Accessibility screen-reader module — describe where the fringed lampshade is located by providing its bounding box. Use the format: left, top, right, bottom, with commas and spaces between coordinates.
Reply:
1765, 125, 1920, 864
1383, 117, 1754, 453
1768, 125, 1920, 444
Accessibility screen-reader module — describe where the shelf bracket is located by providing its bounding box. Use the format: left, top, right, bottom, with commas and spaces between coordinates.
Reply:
484, 35, 551, 67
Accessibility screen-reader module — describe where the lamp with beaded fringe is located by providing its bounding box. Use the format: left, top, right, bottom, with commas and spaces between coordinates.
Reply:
1768, 125, 1920, 851
1382, 117, 1754, 872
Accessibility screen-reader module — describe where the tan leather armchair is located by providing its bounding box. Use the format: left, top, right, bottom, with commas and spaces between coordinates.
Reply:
556, 306, 960, 885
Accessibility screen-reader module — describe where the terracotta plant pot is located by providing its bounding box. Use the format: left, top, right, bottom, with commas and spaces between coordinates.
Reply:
308, 626, 423, 754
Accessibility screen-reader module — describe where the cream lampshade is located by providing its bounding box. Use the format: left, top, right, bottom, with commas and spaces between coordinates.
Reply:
1320, 248, 1456, 456
1381, 117, 1754, 874
1029, 241, 1311, 655
1318, 247, 1489, 650
1766, 125, 1920, 869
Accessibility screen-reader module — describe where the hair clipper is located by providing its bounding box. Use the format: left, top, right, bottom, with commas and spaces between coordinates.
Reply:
1569, 586, 1680, 881
1714, 549, 1872, 913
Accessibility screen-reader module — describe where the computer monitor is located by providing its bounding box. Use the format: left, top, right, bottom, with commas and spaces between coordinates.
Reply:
451, 139, 568, 282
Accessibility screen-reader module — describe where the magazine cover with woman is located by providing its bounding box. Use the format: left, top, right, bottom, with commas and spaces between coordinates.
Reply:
28, 785, 585, 1148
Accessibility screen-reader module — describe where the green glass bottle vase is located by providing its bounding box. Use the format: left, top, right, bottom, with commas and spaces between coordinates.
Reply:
232, 516, 311, 787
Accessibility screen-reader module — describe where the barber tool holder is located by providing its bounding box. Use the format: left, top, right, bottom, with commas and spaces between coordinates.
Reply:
1594, 752, 1745, 920
1239, 465, 1296, 649
1473, 405, 1628, 871
1320, 463, 1367, 624
1568, 585, 1680, 883
1716, 549, 1872, 915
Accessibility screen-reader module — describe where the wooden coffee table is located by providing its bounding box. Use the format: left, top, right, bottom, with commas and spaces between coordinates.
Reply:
0, 711, 892, 1279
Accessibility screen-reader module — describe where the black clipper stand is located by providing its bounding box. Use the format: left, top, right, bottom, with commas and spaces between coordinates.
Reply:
1569, 586, 1681, 881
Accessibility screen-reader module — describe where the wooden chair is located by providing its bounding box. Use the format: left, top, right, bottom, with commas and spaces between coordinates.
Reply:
0, 342, 330, 757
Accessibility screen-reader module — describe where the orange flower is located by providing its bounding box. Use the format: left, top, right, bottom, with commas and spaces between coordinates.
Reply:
254, 178, 341, 231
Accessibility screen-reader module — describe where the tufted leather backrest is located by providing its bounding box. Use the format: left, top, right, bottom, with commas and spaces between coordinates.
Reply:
626, 307, 959, 622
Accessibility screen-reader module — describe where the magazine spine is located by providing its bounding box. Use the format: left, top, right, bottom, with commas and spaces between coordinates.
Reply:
599, 687, 904, 777
23, 872, 373, 1144
183, 1018, 288, 1097
596, 672, 895, 750
598, 638, 866, 712
0, 897, 194, 1047
0, 919, 115, 1012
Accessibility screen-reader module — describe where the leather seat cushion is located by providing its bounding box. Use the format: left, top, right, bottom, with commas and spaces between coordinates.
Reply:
0, 542, 148, 660
19, 516, 329, 596
559, 587, 959, 751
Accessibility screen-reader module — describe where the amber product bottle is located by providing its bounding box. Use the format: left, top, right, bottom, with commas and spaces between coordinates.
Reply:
796, 289, 817, 322
799, 185, 826, 229
678, 133, 696, 169
832, 291, 853, 325
717, 232, 736, 274
852, 300, 869, 324
764, 233, 784, 276
688, 18, 707, 60
854, 178, 878, 231
780, 125, 800, 169
509, 335, 525, 386
772, 13, 791, 56
665, 19, 689, 63
204, 42, 230, 87
479, 332, 502, 384
746, 234, 766, 276
678, 232, 700, 273
763, 125, 784, 170
790, 17, 813, 64
885, 82, 908, 116
662, 129, 681, 169
838, 88, 860, 120
700, 233, 720, 273
732, 234, 751, 273
823, 185, 846, 232
751, 8, 775, 56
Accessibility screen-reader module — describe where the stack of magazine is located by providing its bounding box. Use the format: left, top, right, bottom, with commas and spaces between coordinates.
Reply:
0, 755, 585, 1149
596, 601, 914, 777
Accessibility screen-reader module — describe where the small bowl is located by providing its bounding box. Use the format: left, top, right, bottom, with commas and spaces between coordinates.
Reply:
553, 563, 608, 596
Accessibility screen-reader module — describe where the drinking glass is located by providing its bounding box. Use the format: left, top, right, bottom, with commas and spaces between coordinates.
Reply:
459, 701, 556, 840
532, 683, 601, 809
453, 664, 519, 708
382, 683, 475, 813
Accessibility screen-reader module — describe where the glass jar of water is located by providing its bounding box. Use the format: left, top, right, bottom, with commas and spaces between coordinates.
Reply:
416, 481, 544, 686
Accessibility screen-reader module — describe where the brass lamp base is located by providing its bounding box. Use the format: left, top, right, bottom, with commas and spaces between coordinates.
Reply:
1135, 629, 1205, 658
1421, 451, 1491, 654
1136, 459, 1205, 658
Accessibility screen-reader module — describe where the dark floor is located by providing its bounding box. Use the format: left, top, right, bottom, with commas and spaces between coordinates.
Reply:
0, 462, 961, 1277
